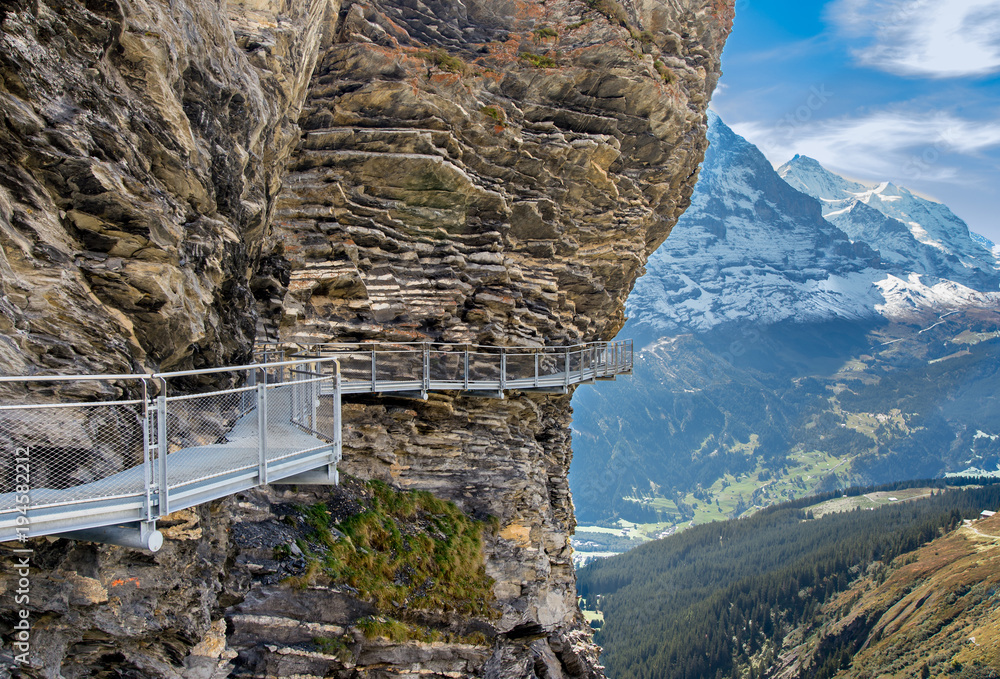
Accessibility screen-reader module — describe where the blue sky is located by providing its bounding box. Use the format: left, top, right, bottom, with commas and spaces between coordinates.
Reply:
710, 0, 1000, 242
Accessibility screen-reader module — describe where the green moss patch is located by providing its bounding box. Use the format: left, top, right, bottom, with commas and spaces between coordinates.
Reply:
293, 480, 498, 618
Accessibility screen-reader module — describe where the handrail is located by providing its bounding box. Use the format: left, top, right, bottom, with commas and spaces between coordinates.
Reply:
258, 339, 619, 354
0, 341, 630, 551
279, 338, 633, 398
0, 356, 342, 550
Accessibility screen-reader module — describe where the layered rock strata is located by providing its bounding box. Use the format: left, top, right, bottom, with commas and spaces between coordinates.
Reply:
254, 1, 731, 675
0, 0, 335, 375
0, 0, 731, 676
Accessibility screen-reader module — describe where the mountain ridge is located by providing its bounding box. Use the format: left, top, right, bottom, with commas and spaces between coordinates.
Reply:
778, 154, 999, 291
569, 113, 1000, 528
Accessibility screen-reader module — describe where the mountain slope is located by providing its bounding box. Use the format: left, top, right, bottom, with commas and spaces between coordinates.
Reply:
575, 483, 1000, 679
622, 111, 881, 336
778, 155, 999, 291
775, 511, 1000, 679
569, 114, 1000, 527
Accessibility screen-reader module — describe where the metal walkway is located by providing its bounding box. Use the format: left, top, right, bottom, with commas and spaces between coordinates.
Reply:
0, 341, 631, 551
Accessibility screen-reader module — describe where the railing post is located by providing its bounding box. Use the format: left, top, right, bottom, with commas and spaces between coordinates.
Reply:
257, 378, 268, 485
500, 348, 506, 391
311, 361, 319, 432
564, 348, 570, 387
371, 348, 377, 392
156, 387, 168, 518
334, 366, 342, 460
464, 345, 470, 391
291, 364, 300, 426
534, 351, 539, 387
141, 380, 153, 522
423, 343, 430, 392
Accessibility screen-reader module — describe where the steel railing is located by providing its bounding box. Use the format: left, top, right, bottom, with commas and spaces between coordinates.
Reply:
0, 357, 341, 544
0, 340, 630, 548
257, 339, 633, 396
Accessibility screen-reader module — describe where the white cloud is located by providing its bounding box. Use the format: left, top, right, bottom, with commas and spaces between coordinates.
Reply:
827, 0, 1000, 78
731, 110, 1000, 183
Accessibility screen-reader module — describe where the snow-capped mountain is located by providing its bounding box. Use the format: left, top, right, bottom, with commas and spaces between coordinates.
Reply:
570, 112, 1000, 526
626, 113, 1000, 336
778, 155, 999, 290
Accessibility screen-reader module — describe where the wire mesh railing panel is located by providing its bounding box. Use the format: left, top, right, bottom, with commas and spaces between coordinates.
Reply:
505, 353, 536, 382
429, 351, 464, 383
375, 351, 423, 384
315, 391, 339, 444
467, 352, 501, 382
334, 352, 374, 386
0, 401, 148, 510
537, 353, 565, 379
163, 388, 259, 489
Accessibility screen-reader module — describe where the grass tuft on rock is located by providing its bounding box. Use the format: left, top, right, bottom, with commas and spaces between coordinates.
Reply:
418, 48, 468, 75
314, 635, 354, 662
587, 0, 629, 26
294, 480, 498, 618
480, 106, 506, 126
520, 51, 558, 68
654, 60, 676, 84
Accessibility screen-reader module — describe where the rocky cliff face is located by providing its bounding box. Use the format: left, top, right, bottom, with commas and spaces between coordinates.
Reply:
0, 0, 337, 375
0, 0, 730, 676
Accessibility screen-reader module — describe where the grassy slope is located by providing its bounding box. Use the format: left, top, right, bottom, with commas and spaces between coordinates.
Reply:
577, 483, 1000, 679
776, 513, 1000, 679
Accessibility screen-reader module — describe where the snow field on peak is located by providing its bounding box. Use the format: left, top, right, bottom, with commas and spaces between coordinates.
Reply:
629, 118, 1000, 336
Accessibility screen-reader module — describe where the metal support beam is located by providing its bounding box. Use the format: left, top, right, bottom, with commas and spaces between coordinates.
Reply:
60, 521, 163, 553
520, 386, 568, 395
423, 344, 430, 393
279, 464, 339, 485
383, 390, 428, 400
460, 390, 505, 399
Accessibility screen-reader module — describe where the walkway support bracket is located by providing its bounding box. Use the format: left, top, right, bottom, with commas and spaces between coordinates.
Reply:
60, 521, 163, 553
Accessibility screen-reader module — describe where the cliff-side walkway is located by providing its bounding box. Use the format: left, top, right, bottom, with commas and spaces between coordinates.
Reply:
0, 341, 631, 551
